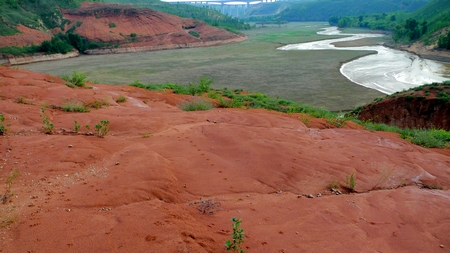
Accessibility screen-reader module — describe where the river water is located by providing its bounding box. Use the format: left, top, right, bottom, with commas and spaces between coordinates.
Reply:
278, 27, 450, 94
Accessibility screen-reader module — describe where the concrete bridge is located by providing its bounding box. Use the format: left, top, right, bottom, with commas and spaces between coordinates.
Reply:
161, 0, 284, 17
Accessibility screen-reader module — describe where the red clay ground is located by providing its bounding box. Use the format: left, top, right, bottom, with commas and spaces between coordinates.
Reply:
0, 66, 449, 252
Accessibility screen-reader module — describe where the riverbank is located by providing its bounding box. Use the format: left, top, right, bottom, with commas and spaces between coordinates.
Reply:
280, 27, 449, 94
397, 42, 450, 63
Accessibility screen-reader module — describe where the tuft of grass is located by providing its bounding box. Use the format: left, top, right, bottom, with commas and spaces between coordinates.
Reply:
116, 95, 127, 103
142, 132, 151, 138
85, 99, 109, 109
179, 98, 214, 111
345, 172, 356, 192
62, 102, 88, 112
15, 96, 31, 104
0, 215, 17, 227
327, 179, 339, 190
63, 71, 87, 88
298, 114, 311, 127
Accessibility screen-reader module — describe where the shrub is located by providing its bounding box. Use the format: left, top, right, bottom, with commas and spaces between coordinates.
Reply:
130, 32, 137, 37
179, 98, 214, 111
189, 30, 200, 38
109, 22, 117, 28
95, 120, 110, 137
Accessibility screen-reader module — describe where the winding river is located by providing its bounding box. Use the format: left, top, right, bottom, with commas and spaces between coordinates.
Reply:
278, 27, 449, 94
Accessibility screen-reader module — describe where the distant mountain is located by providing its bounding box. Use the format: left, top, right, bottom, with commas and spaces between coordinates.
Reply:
276, 0, 431, 22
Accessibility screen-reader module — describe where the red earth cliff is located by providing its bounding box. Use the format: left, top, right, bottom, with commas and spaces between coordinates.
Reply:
358, 83, 450, 130
0, 66, 449, 252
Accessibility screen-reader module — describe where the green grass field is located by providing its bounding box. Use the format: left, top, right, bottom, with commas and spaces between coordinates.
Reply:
20, 22, 386, 111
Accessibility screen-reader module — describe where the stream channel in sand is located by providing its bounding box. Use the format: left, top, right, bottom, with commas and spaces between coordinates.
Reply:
278, 27, 450, 94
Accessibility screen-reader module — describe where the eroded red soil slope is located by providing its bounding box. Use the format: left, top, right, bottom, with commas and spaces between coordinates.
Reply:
0, 67, 449, 252
0, 3, 244, 51
62, 3, 244, 50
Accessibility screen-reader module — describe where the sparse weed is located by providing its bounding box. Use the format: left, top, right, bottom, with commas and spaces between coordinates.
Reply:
142, 132, 151, 138
299, 114, 311, 127
327, 179, 339, 190
40, 108, 53, 134
179, 98, 214, 111
15, 96, 30, 104
372, 169, 392, 190
116, 95, 127, 103
225, 217, 245, 253
62, 102, 88, 112
74, 120, 80, 132
85, 99, 109, 109
0, 215, 17, 227
0, 114, 11, 136
345, 172, 356, 192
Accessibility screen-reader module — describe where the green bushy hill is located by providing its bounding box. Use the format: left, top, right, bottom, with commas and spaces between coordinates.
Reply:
329, 0, 450, 48
0, 0, 102, 36
276, 0, 431, 22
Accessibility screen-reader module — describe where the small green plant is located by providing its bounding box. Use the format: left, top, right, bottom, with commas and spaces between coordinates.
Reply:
85, 125, 91, 131
207, 90, 221, 99
189, 30, 200, 38
179, 98, 214, 111
95, 120, 110, 137
130, 32, 137, 37
109, 22, 117, 28
345, 172, 356, 192
63, 71, 87, 88
225, 217, 245, 253
0, 114, 11, 136
116, 95, 127, 103
74, 120, 80, 132
62, 102, 88, 112
40, 108, 53, 134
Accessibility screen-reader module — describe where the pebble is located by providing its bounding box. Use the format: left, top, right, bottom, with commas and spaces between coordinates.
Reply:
307, 194, 314, 199
68, 144, 73, 148
317, 192, 322, 197
115, 162, 120, 165
440, 244, 444, 248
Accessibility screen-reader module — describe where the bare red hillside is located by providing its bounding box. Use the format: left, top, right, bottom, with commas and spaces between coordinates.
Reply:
0, 3, 245, 52
0, 66, 449, 252
62, 3, 245, 51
